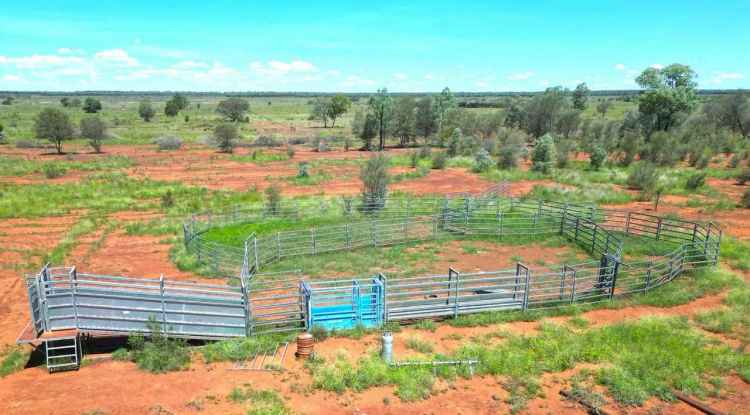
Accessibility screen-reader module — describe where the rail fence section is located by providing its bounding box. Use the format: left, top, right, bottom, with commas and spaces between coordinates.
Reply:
24, 185, 721, 339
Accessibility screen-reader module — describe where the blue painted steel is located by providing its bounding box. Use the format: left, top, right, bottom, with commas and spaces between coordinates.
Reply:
307, 278, 384, 330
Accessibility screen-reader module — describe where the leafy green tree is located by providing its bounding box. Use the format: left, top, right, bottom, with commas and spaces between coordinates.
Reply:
368, 88, 393, 151
497, 129, 527, 170
213, 123, 239, 153
589, 145, 607, 170
1, 96, 14, 105
310, 97, 330, 127
82, 97, 102, 113
60, 97, 70, 107
596, 100, 611, 117
703, 93, 749, 137
635, 64, 698, 135
80, 116, 107, 153
359, 113, 378, 150
34, 108, 74, 154
360, 153, 390, 210
447, 128, 461, 157
433, 87, 456, 133
572, 82, 589, 110
164, 99, 180, 117
524, 86, 568, 137
415, 96, 437, 138
170, 93, 189, 111
138, 100, 156, 122
327, 94, 351, 127
531, 133, 556, 173
555, 109, 581, 138
473, 149, 494, 172
216, 98, 250, 122
392, 96, 416, 147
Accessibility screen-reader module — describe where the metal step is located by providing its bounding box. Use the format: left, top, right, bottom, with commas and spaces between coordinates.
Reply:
45, 336, 80, 373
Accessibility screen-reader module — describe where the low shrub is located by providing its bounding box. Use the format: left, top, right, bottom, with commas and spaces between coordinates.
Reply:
431, 152, 447, 169
742, 189, 750, 209
117, 320, 191, 373
42, 163, 67, 179
252, 136, 283, 147
472, 149, 494, 172
297, 161, 310, 178
685, 172, 706, 190
1, 345, 29, 377
589, 146, 607, 170
286, 145, 295, 158
15, 139, 40, 149
405, 336, 434, 354
153, 136, 182, 151
737, 169, 750, 185
626, 161, 658, 194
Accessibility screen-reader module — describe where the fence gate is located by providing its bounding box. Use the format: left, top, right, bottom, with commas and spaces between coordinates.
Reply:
304, 277, 384, 331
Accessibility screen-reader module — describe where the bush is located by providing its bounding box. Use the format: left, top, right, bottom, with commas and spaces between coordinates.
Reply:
589, 145, 607, 170
265, 186, 282, 215
82, 97, 102, 113
15, 140, 39, 149
685, 172, 706, 190
360, 153, 390, 209
627, 162, 659, 194
473, 149, 494, 172
431, 152, 447, 169
737, 169, 750, 185
154, 136, 182, 151
42, 163, 66, 179
417, 143, 432, 159
286, 145, 295, 159
213, 123, 239, 153
122, 320, 191, 373
742, 189, 750, 208
161, 190, 175, 208
555, 139, 575, 168
447, 128, 461, 157
531, 134, 556, 174
253, 136, 282, 147
80, 116, 107, 153
297, 161, 310, 178
409, 151, 419, 168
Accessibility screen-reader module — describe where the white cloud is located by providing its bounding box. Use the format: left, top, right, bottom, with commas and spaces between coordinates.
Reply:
326, 69, 341, 77
650, 63, 664, 70
507, 71, 534, 81
0, 54, 84, 69
614, 63, 626, 71
424, 73, 435, 80
393, 73, 407, 81
706, 72, 745, 84
540, 79, 550, 87
172, 60, 209, 69
57, 48, 84, 55
95, 49, 139, 67
250, 60, 317, 77
2, 74, 24, 82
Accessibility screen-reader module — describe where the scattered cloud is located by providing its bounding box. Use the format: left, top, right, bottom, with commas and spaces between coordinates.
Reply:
393, 73, 407, 81
424, 73, 435, 80
2, 74, 24, 82
475, 80, 488, 88
172, 60, 209, 69
0, 54, 84, 69
341, 75, 375, 87
57, 48, 85, 55
250, 60, 317, 77
614, 63, 626, 71
650, 63, 664, 70
507, 71, 534, 81
540, 79, 550, 87
706, 71, 745, 84
95, 49, 139, 67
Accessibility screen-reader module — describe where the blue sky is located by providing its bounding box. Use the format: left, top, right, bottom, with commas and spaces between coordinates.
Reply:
1, 1, 748, 92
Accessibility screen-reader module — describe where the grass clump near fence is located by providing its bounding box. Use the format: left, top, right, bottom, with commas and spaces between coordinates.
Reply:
0, 345, 29, 377
112, 320, 191, 373
200, 333, 294, 363
695, 285, 750, 349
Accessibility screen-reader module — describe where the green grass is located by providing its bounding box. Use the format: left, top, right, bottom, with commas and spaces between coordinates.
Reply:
231, 150, 290, 165
720, 237, 750, 271
116, 320, 192, 373
201, 333, 294, 363
413, 319, 437, 332
695, 285, 750, 347
0, 345, 29, 377
404, 336, 435, 354
0, 154, 133, 177
227, 385, 291, 415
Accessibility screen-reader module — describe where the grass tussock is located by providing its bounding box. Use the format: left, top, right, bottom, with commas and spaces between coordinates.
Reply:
0, 345, 30, 377
228, 385, 291, 415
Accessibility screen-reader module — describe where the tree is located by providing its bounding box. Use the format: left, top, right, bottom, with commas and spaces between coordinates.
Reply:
80, 116, 107, 153
392, 96, 416, 147
359, 113, 378, 150
368, 88, 393, 151
589, 145, 607, 170
635, 63, 698, 135
138, 100, 156, 122
82, 97, 102, 113
60, 97, 70, 107
310, 97, 330, 127
69, 98, 81, 107
433, 87, 456, 133
34, 108, 74, 154
0, 122, 5, 142
524, 86, 568, 137
531, 134, 556, 173
415, 97, 437, 138
164, 100, 180, 117
596, 100, 611, 117
360, 153, 390, 211
213, 123, 239, 153
216, 98, 250, 122
555, 109, 581, 138
1, 96, 14, 105
327, 94, 351, 127
703, 93, 749, 137
497, 131, 526, 170
572, 82, 590, 110
447, 128, 461, 157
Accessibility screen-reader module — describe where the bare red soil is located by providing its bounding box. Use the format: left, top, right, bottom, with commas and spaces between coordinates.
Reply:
1, 145, 748, 414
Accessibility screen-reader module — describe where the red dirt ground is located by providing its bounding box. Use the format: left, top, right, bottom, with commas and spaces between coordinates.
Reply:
1, 145, 749, 414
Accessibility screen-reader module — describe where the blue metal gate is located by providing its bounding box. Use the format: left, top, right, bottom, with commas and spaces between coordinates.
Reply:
303, 275, 384, 331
